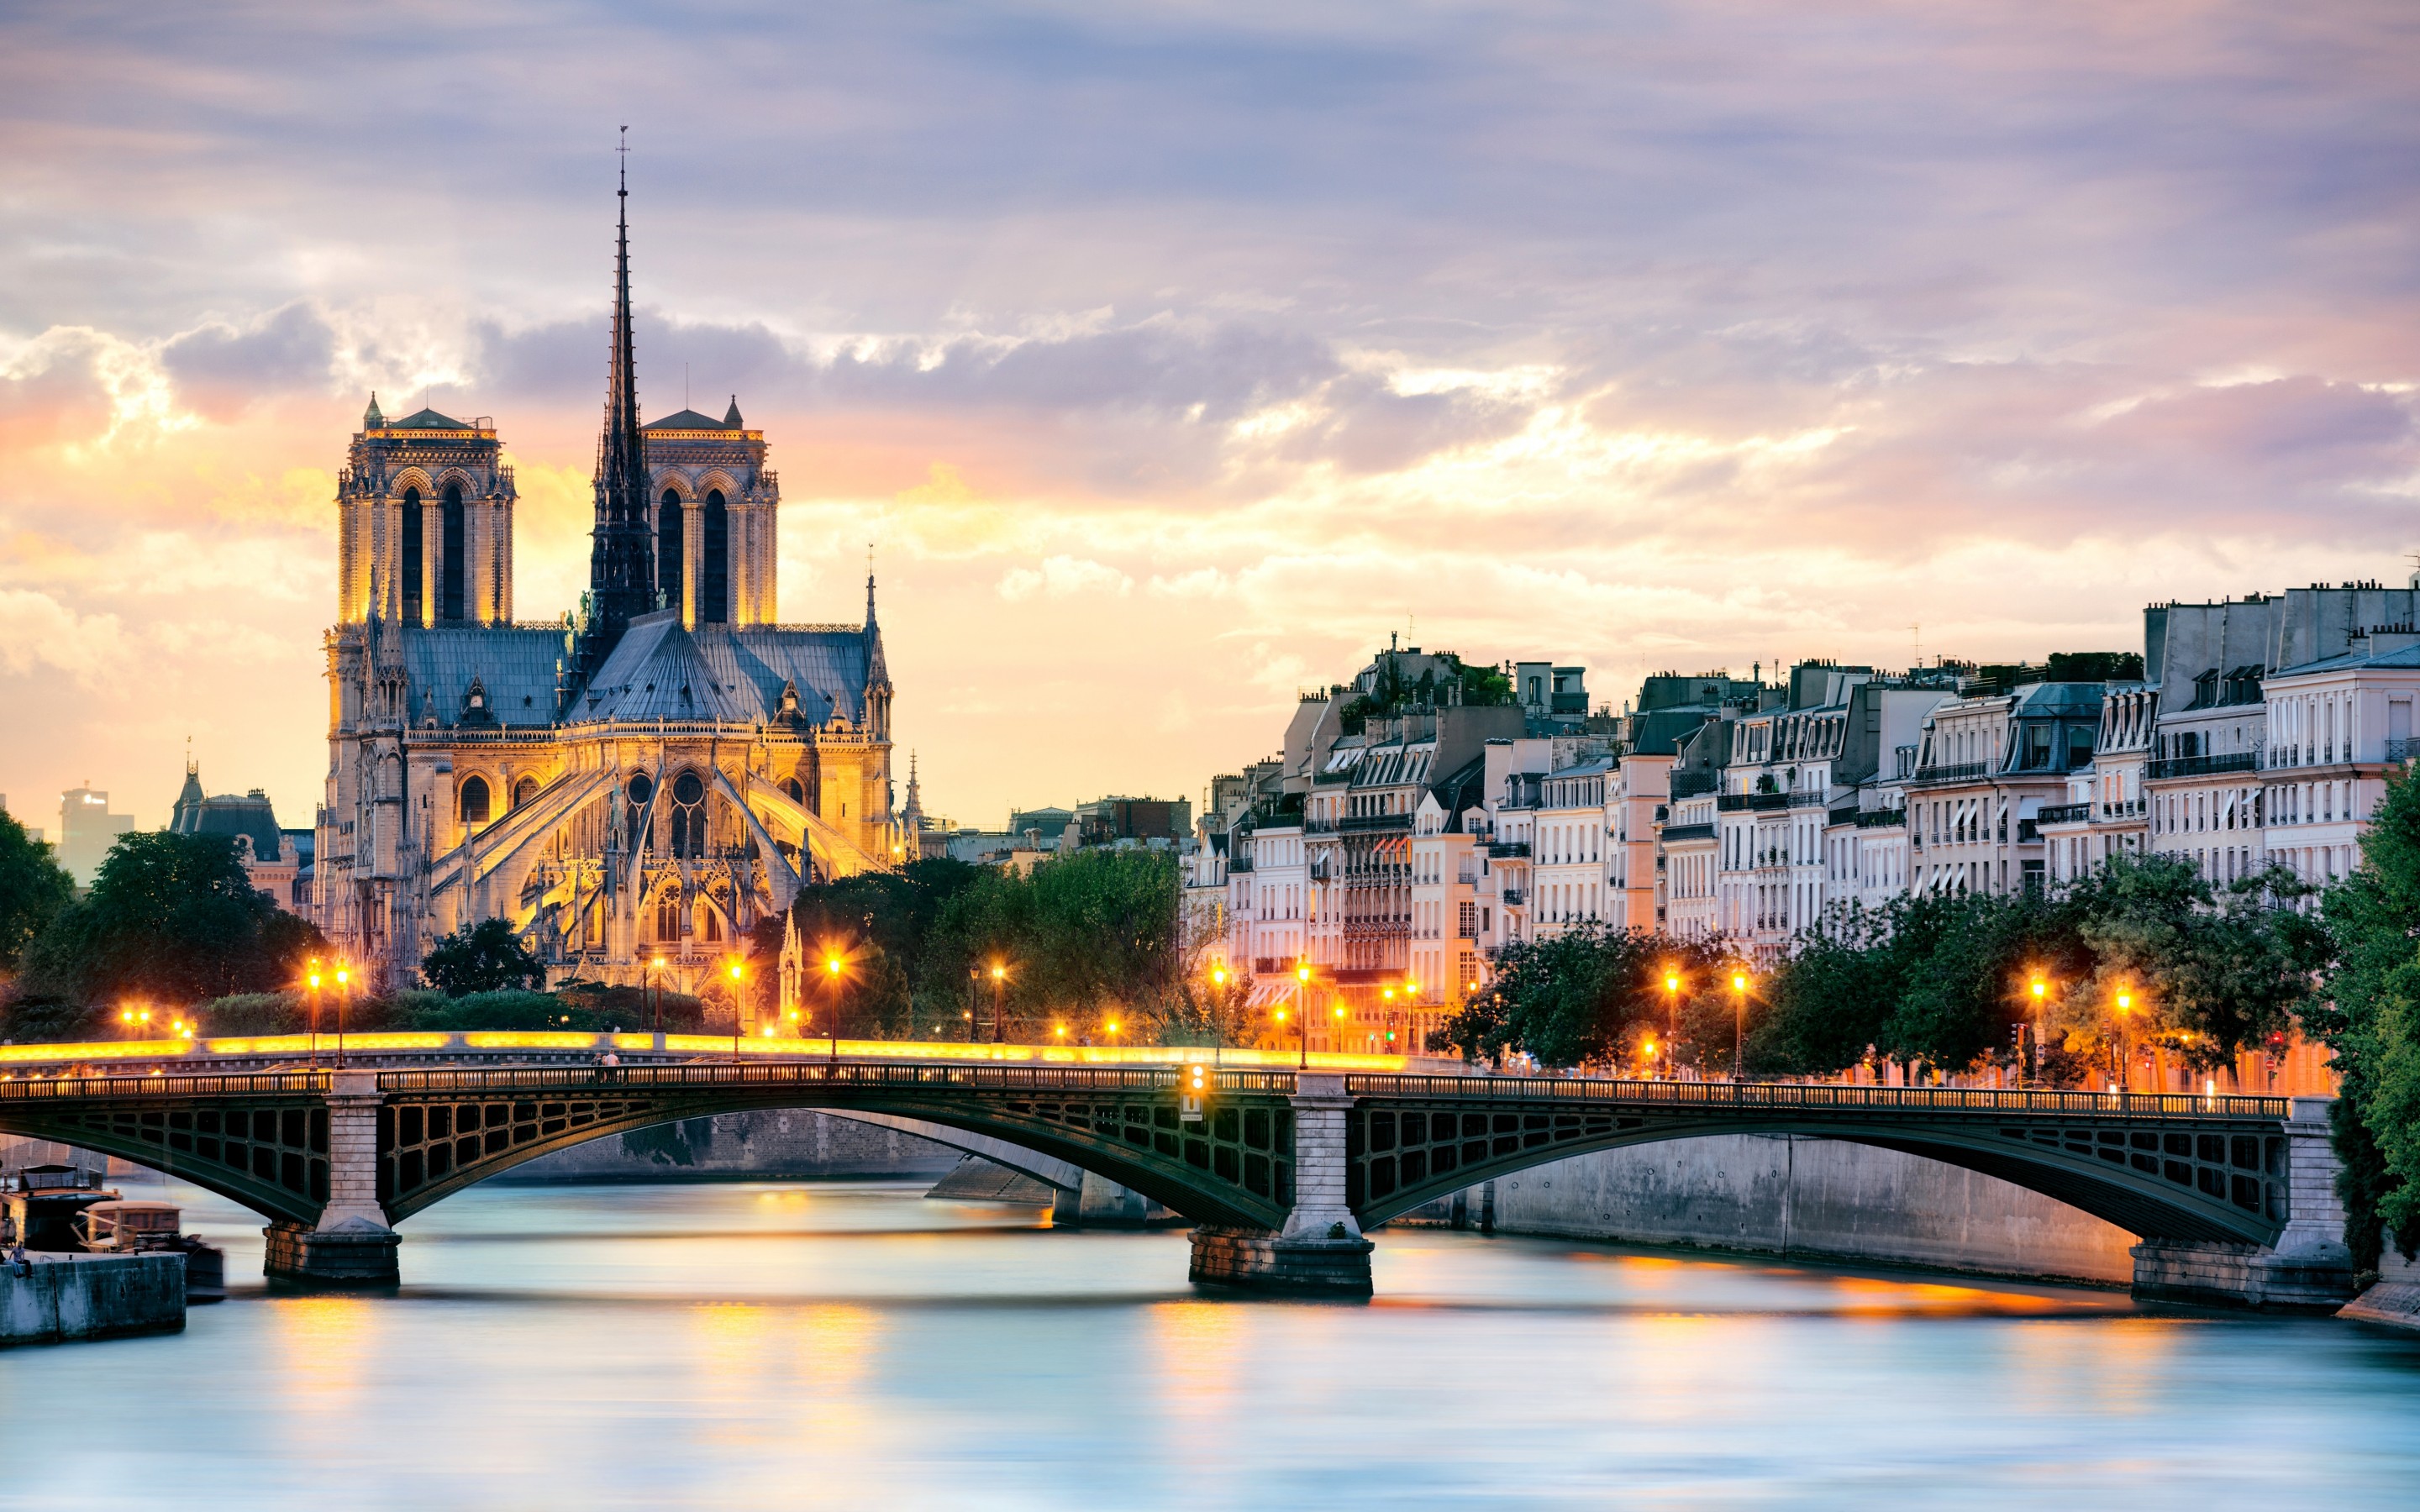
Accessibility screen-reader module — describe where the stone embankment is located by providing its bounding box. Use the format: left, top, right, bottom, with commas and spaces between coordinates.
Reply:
1, 1252, 185, 1347
1397, 1133, 2140, 1285
2340, 1236, 2420, 1331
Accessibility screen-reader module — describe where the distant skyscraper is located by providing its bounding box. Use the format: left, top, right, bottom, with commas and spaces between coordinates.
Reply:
58, 785, 134, 887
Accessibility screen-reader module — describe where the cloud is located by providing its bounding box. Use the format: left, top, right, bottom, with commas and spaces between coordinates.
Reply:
997, 555, 1136, 601
4, 0, 2420, 824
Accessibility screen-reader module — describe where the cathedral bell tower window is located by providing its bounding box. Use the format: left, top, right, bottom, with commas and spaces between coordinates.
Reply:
657, 488, 683, 613
460, 775, 492, 828
401, 486, 424, 624
701, 491, 729, 623
441, 483, 466, 622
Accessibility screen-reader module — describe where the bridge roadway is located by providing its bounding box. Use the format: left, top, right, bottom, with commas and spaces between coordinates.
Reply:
0, 1042, 2356, 1307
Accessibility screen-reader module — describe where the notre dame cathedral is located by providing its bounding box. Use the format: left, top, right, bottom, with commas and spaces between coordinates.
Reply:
312, 170, 902, 998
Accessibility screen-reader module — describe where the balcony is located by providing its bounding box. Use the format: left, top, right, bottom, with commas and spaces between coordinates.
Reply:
1669, 772, 1718, 798
1715, 791, 1790, 812
1487, 841, 1530, 858
2147, 751, 2260, 780
1787, 790, 1829, 808
1659, 822, 1717, 843
2035, 802, 2093, 826
2391, 739, 2420, 765
1337, 813, 1413, 833
1911, 762, 1991, 785
1500, 889, 1526, 906
1852, 807, 1907, 829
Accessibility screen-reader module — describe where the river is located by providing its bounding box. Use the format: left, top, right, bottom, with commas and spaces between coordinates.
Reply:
5, 1176, 2419, 1509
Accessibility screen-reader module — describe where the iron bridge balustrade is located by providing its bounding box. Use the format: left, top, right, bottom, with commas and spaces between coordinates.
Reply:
371, 1062, 1301, 1228
0, 1071, 334, 1224
1337, 1075, 2298, 1244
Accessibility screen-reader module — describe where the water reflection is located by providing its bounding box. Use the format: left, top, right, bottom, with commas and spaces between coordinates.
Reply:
3, 1177, 2417, 1509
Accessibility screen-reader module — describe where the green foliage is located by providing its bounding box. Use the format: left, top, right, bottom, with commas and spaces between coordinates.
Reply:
15, 831, 325, 1012
1336, 650, 1515, 733
1742, 853, 2327, 1088
0, 808, 74, 972
789, 858, 987, 1037
2312, 767, 2420, 1263
921, 848, 1186, 1038
2044, 650, 2146, 683
421, 918, 548, 996
1432, 929, 1738, 1071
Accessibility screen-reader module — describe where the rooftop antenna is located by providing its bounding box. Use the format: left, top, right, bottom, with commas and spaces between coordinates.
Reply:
1910, 622, 1922, 669
686, 362, 691, 412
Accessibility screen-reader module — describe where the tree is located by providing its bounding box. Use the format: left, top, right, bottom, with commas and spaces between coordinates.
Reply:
1431, 928, 1733, 1071
2312, 767, 2420, 1268
0, 807, 74, 974
15, 832, 325, 1023
421, 918, 547, 996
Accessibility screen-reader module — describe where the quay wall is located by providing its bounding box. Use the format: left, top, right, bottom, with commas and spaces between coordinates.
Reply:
2340, 1232, 2420, 1331
1401, 1134, 2141, 1285
495, 1110, 961, 1184
1, 1253, 184, 1347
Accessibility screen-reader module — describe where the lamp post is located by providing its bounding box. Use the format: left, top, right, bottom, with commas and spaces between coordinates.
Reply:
2025, 973, 2049, 1089
306, 959, 323, 1066
334, 963, 350, 1070
990, 961, 1008, 1044
650, 954, 666, 1037
1729, 971, 1748, 1081
729, 960, 746, 1060
824, 952, 846, 1063
1294, 961, 1312, 1070
1662, 970, 1681, 1080
1208, 963, 1230, 1065
2112, 988, 2133, 1098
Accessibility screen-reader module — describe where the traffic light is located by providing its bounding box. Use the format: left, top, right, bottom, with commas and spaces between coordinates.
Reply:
1181, 1061, 1210, 1123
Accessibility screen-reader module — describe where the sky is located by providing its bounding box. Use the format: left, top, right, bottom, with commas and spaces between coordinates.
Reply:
3, 0, 2417, 836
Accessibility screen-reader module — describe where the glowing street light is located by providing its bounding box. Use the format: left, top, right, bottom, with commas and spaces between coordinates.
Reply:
1661, 969, 1682, 1079
334, 963, 351, 1069
1729, 971, 1749, 1081
988, 960, 1010, 1045
1294, 961, 1313, 1070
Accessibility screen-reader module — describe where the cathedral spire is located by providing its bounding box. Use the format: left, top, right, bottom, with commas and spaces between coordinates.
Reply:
580, 127, 659, 678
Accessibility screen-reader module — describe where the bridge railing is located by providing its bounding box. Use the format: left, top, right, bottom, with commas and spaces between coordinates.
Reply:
376, 1062, 1268, 1096
1343, 1074, 2291, 1121
0, 1071, 330, 1102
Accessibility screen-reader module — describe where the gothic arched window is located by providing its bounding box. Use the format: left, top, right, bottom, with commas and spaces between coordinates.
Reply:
440, 482, 466, 622
400, 486, 424, 625
656, 896, 681, 942
671, 769, 708, 858
627, 771, 655, 851
781, 777, 804, 806
657, 488, 683, 614
701, 491, 729, 624
459, 775, 491, 827
513, 775, 539, 809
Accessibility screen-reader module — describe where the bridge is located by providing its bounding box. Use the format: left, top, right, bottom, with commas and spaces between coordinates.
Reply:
0, 1051, 2355, 1308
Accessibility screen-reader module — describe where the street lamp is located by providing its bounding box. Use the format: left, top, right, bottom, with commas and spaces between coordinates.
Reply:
989, 961, 1009, 1044
1662, 969, 1682, 1079
334, 963, 350, 1070
1294, 961, 1313, 1070
650, 954, 666, 1037
306, 958, 323, 1066
2112, 987, 2134, 1096
824, 952, 846, 1063
1209, 963, 1230, 1062
729, 959, 747, 1060
1729, 971, 1749, 1081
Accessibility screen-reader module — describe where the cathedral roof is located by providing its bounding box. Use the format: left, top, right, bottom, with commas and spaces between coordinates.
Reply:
644, 408, 740, 431
381, 615, 872, 732
580, 612, 753, 722
387, 407, 471, 429
166, 773, 285, 863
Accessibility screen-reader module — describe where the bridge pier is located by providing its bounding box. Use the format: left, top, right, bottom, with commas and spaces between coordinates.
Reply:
2130, 1097, 2354, 1312
1188, 1074, 1371, 1296
263, 1073, 400, 1289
